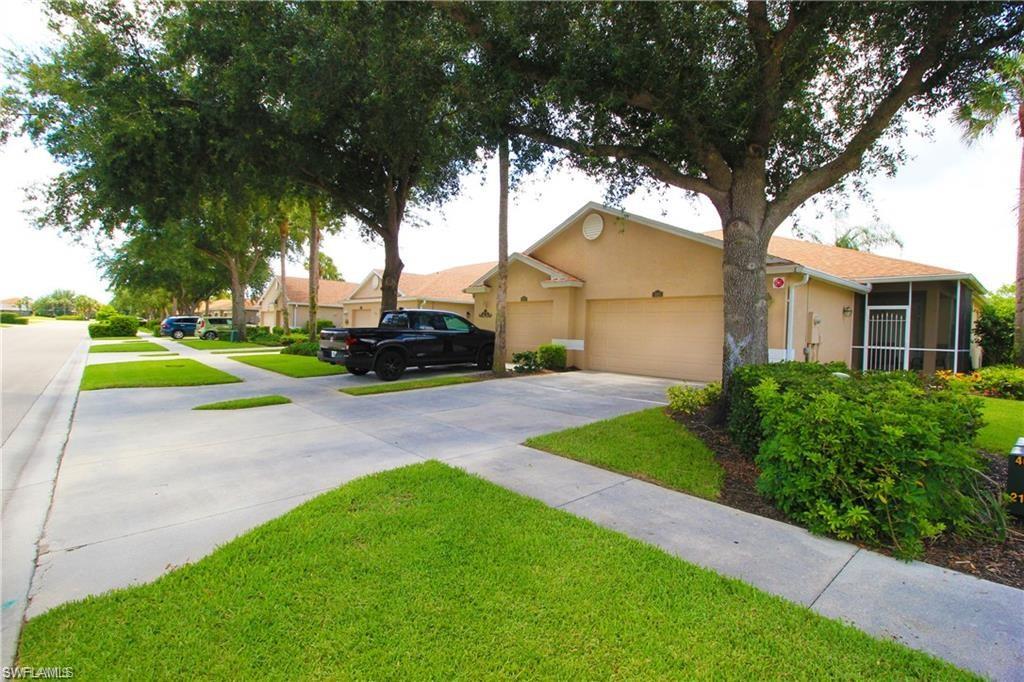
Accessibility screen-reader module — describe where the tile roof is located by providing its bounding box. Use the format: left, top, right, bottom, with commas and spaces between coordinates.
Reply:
355, 262, 497, 302
704, 231, 962, 281
205, 298, 258, 312
281, 277, 359, 305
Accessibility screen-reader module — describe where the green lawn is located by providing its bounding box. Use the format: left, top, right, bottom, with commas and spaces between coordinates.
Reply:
526, 408, 724, 499
231, 353, 347, 378
87, 335, 138, 340
140, 352, 179, 357
89, 341, 165, 353
210, 347, 283, 354
80, 359, 242, 390
977, 396, 1024, 452
178, 339, 264, 350
17, 463, 963, 679
193, 395, 291, 411
341, 375, 482, 396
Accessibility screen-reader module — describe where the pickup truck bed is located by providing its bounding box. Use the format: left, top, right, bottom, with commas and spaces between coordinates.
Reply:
319, 309, 494, 381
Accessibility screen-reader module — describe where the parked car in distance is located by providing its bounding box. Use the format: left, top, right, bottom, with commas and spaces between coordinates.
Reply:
160, 315, 199, 339
319, 309, 494, 381
196, 317, 234, 340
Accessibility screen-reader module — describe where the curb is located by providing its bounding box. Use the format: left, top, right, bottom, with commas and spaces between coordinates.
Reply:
1, 339, 87, 665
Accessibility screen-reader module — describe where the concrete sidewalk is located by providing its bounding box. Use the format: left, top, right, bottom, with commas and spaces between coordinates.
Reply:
23, 342, 1024, 679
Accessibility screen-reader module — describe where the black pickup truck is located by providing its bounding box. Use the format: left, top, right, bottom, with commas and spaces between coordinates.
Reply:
319, 309, 494, 381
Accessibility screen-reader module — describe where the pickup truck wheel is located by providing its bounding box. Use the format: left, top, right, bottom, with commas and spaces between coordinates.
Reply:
477, 344, 494, 370
171, 330, 185, 340
374, 350, 406, 381
348, 367, 369, 376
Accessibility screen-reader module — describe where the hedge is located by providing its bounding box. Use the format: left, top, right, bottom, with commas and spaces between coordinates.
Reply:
537, 343, 567, 370
281, 341, 319, 356
751, 369, 1002, 558
88, 314, 138, 338
1, 313, 28, 325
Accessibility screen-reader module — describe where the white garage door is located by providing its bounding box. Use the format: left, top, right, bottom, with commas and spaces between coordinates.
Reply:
587, 297, 723, 381
508, 301, 553, 353
352, 308, 377, 328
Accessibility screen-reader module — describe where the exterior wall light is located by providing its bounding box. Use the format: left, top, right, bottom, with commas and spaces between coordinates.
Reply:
843, 305, 853, 317
520, 296, 528, 302
652, 290, 664, 298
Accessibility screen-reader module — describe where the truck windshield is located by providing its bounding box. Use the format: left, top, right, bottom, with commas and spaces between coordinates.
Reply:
379, 312, 409, 329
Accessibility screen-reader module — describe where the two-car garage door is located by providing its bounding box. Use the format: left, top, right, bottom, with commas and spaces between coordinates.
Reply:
586, 297, 723, 382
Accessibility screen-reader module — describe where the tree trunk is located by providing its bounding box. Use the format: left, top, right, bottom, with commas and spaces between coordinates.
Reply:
493, 137, 510, 376
279, 218, 290, 331
380, 227, 403, 314
718, 171, 772, 389
1015, 103, 1024, 366
308, 200, 320, 340
227, 257, 247, 341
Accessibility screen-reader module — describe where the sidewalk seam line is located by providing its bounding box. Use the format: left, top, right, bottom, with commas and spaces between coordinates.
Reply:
809, 547, 860, 609
556, 477, 632, 509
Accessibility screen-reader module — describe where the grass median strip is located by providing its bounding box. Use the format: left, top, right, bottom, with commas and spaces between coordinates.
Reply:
211, 347, 283, 354
341, 375, 482, 396
89, 341, 165, 353
80, 359, 242, 390
525, 407, 723, 499
230, 353, 347, 378
193, 395, 291, 411
178, 339, 265, 350
977, 396, 1024, 452
17, 462, 964, 678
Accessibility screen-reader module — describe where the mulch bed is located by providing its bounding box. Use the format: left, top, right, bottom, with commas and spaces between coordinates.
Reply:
675, 410, 1024, 590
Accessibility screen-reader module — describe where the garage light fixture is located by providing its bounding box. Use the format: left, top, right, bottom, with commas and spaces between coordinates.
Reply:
652, 290, 664, 298
520, 296, 528, 302
843, 305, 853, 317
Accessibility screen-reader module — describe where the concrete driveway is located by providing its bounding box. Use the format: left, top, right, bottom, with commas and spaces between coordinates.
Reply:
28, 341, 675, 615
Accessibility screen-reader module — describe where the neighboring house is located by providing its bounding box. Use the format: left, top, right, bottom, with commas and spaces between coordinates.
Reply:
465, 202, 983, 382
200, 298, 260, 325
1, 298, 28, 313
257, 277, 359, 329
343, 262, 496, 327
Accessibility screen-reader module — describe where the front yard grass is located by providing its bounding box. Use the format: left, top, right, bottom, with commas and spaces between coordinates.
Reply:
178, 339, 263, 350
193, 395, 291, 410
341, 375, 482, 396
211, 347, 283, 354
80, 359, 242, 390
17, 462, 963, 679
230, 353, 347, 378
89, 341, 165, 353
977, 396, 1023, 452
526, 407, 723, 499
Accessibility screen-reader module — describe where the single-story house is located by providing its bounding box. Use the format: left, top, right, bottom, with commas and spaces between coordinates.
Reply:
1, 297, 29, 313
465, 202, 983, 382
199, 298, 260, 325
342, 262, 495, 327
257, 277, 359, 329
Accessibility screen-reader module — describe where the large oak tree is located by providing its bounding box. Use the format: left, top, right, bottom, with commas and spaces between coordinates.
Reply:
451, 1, 1024, 384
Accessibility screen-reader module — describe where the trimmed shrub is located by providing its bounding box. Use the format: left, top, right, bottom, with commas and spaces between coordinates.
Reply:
932, 365, 1024, 400
0, 313, 28, 325
667, 382, 722, 415
973, 287, 1014, 366
315, 319, 335, 332
512, 350, 540, 374
752, 371, 1001, 558
282, 341, 319, 356
727, 362, 848, 453
88, 314, 138, 338
278, 332, 309, 347
56, 314, 86, 320
537, 343, 567, 371
94, 304, 118, 321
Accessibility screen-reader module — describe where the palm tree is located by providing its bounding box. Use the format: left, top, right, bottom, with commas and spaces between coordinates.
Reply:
956, 53, 1024, 366
792, 221, 904, 253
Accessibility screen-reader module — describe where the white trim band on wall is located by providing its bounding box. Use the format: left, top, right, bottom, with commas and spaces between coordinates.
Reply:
552, 338, 584, 351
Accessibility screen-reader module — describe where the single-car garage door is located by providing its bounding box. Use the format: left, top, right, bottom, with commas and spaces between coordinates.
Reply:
352, 308, 378, 327
586, 297, 723, 382
508, 301, 553, 354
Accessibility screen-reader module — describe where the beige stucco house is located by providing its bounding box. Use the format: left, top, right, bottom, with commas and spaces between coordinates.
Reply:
257, 277, 359, 328
466, 202, 984, 382
257, 263, 494, 330
343, 262, 495, 328
199, 298, 260, 324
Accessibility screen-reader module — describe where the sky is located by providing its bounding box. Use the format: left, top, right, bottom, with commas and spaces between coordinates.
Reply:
1, 0, 1018, 304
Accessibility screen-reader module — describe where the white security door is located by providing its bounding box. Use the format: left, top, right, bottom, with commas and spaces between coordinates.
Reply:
865, 307, 909, 371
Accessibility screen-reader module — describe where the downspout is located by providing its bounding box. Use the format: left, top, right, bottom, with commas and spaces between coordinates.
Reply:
785, 273, 810, 362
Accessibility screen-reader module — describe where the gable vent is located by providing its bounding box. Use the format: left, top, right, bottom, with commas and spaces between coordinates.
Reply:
582, 213, 604, 240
